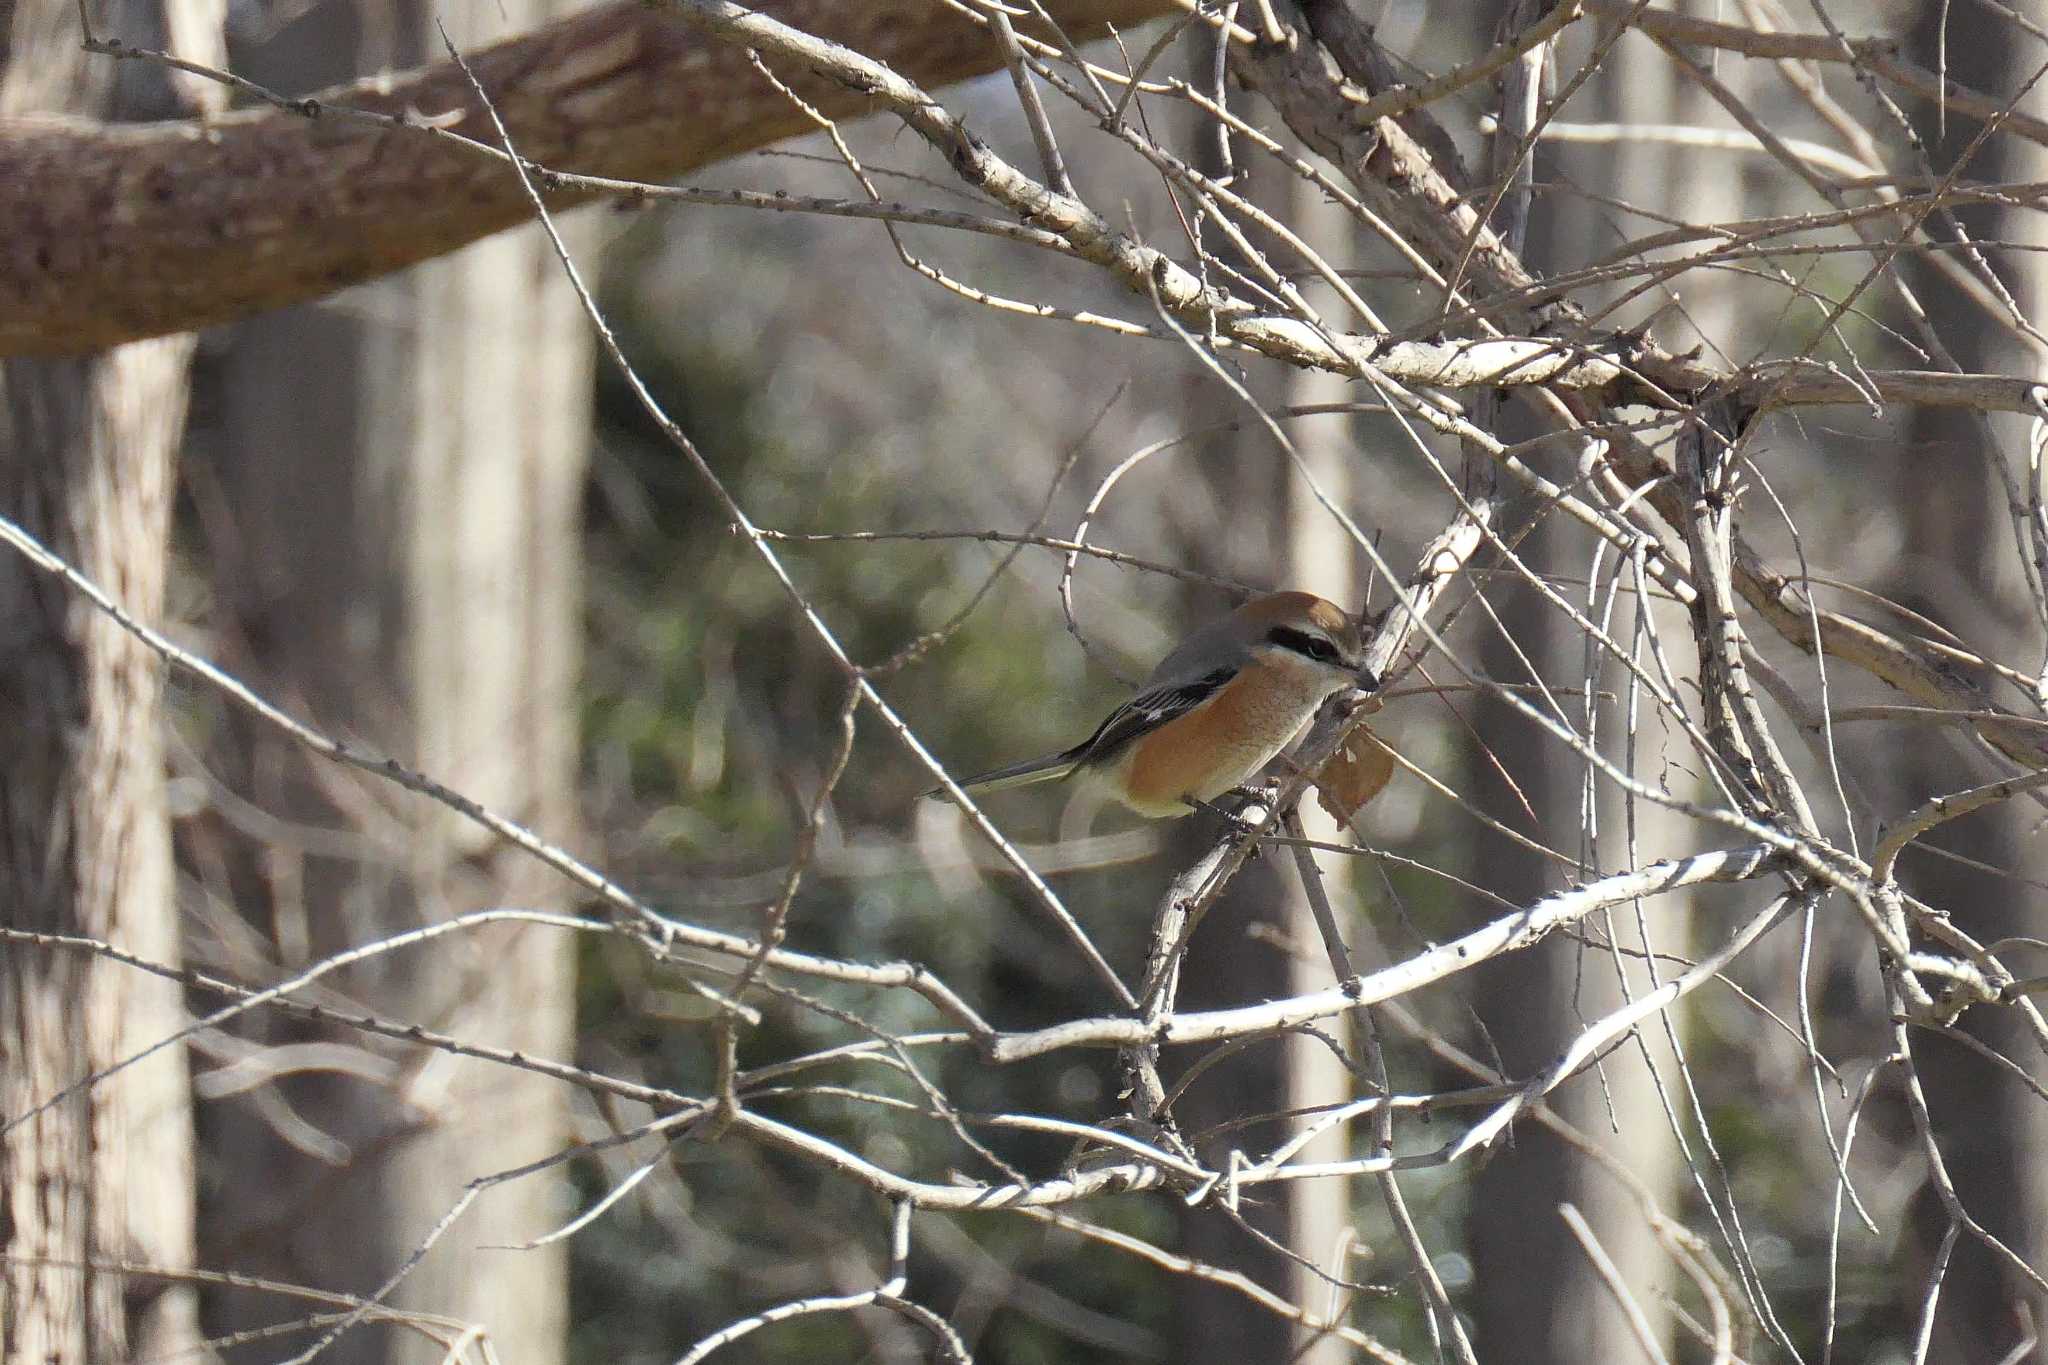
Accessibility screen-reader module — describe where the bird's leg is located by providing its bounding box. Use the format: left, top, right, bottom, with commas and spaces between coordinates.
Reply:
1182, 795, 1244, 827
1184, 787, 1278, 850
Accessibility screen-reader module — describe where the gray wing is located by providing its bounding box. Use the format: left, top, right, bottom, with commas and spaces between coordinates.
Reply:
1064, 666, 1235, 770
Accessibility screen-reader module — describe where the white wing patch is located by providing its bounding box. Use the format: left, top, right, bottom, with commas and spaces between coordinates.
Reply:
1062, 667, 1235, 770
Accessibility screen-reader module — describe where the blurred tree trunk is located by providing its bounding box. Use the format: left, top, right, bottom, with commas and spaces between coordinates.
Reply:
1465, 14, 1716, 1360
0, 1, 215, 1359
1163, 320, 1301, 1362
1892, 6, 2048, 1357
194, 2, 589, 1360
1161, 29, 1359, 1359
1467, 524, 1688, 1365
1275, 176, 1362, 1365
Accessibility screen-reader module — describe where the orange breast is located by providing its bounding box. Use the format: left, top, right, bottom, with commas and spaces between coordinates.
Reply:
1116, 657, 1333, 817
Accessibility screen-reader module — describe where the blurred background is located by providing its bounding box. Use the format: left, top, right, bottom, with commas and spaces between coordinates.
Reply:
7, 0, 2048, 1361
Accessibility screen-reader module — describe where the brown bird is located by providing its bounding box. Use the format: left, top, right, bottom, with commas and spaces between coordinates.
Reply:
932, 591, 1376, 818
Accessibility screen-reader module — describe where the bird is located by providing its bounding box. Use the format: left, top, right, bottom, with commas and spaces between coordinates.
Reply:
930, 591, 1378, 818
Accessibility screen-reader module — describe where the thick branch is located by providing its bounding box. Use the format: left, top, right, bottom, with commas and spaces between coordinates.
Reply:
0, 0, 1177, 355
16, 0, 2048, 438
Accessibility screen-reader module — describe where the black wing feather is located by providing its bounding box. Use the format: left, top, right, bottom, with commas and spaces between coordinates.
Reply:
1062, 667, 1235, 770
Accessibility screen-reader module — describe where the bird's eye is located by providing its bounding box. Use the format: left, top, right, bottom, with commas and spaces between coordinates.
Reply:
1269, 626, 1341, 664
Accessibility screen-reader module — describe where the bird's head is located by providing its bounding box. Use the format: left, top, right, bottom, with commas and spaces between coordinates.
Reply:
1236, 591, 1378, 692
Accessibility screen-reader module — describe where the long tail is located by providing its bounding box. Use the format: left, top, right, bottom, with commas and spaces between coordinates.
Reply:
925, 751, 1083, 800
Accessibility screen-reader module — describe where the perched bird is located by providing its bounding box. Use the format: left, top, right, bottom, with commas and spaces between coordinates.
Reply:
931, 591, 1377, 818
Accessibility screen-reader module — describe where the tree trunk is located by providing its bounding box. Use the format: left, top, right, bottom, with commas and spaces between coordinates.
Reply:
1465, 11, 1715, 1358
0, 1, 214, 1355
1277, 173, 1362, 1365
1467, 516, 1688, 1365
1893, 7, 2048, 1356
192, 3, 589, 1360
1159, 33, 1367, 1356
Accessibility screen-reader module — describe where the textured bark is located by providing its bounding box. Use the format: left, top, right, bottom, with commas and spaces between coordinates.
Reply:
190, 0, 588, 1356
0, 341, 197, 1365
0, 1, 210, 1357
0, 0, 1177, 356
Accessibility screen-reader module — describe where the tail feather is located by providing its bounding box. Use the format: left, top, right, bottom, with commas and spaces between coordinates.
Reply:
925, 752, 1084, 801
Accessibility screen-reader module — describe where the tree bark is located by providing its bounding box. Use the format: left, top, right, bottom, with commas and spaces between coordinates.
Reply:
0, 0, 214, 1354
189, 1, 589, 1358
0, 0, 1177, 356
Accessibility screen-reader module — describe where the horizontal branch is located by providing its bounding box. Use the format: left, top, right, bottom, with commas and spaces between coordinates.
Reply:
1584, 0, 2048, 150
988, 845, 1784, 1061
735, 1108, 1174, 1209
1739, 365, 2048, 417
2, 919, 700, 1112
1292, 335, 2048, 415
16, 0, 2048, 426
0, 0, 1179, 355
10, 0, 2029, 406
